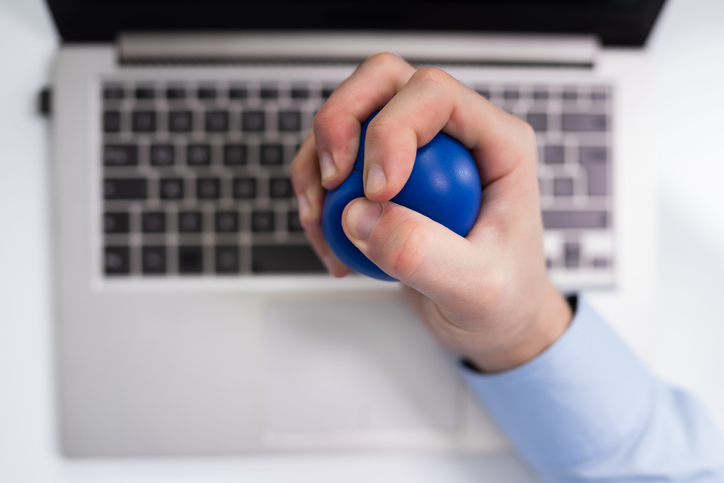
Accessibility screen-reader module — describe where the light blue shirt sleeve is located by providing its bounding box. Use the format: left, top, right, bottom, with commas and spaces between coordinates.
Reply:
460, 296, 724, 482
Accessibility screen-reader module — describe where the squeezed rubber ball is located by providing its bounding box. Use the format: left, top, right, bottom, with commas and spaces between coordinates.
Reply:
321, 115, 482, 281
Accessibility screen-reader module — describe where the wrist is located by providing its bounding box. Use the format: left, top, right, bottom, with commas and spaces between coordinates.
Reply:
467, 282, 573, 373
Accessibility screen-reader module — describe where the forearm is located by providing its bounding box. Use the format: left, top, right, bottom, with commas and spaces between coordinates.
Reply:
462, 296, 724, 482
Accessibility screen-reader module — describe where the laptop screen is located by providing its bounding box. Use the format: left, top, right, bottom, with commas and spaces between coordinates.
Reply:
47, 0, 666, 46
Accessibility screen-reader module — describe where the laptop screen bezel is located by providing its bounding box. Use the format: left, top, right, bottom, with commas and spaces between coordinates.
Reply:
46, 0, 666, 47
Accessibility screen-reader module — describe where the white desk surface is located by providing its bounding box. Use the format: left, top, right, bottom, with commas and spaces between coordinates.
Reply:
2, 0, 724, 481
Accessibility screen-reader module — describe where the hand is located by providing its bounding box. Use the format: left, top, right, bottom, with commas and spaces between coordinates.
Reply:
291, 53, 572, 372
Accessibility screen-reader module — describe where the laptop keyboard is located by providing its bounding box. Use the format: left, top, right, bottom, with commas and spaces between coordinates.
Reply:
100, 79, 614, 283
478, 84, 614, 278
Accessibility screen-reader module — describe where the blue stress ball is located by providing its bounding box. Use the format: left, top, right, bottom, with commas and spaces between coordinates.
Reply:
321, 115, 482, 281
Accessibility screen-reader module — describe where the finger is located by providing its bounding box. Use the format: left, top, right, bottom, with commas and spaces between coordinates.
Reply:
305, 224, 352, 278
342, 197, 491, 305
313, 52, 416, 190
291, 134, 351, 277
291, 132, 325, 230
362, 67, 538, 204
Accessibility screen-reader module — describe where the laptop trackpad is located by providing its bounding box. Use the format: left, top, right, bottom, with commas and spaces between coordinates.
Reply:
265, 296, 460, 433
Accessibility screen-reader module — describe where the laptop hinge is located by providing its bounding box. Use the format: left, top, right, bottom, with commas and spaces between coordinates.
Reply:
118, 32, 598, 68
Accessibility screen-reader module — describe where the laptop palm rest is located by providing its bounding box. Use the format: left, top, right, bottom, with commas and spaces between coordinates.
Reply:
265, 294, 460, 433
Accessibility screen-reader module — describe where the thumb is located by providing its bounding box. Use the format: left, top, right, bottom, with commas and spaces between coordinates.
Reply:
342, 197, 477, 297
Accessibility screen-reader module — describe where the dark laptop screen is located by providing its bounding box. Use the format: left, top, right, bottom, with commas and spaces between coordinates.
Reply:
46, 0, 666, 46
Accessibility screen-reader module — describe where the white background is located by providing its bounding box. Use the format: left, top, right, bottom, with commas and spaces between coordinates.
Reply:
1, 0, 723, 481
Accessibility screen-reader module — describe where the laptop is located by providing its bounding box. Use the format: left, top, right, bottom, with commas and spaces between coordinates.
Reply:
46, 0, 665, 456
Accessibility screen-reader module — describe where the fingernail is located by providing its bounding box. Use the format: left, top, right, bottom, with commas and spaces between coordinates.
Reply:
365, 165, 387, 195
346, 200, 382, 241
320, 153, 337, 182
297, 193, 311, 220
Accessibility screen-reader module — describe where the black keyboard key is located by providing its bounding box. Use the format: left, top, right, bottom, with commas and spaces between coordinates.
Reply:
142, 246, 166, 274
503, 89, 519, 100
103, 87, 124, 100
242, 110, 265, 132
586, 163, 609, 196
205, 110, 229, 132
215, 211, 239, 233
542, 210, 609, 229
562, 114, 608, 132
593, 257, 609, 268
104, 246, 130, 275
178, 211, 202, 233
233, 177, 256, 199
526, 113, 547, 132
322, 87, 335, 99
166, 87, 186, 99
544, 145, 565, 164
169, 111, 193, 132
178, 246, 203, 274
580, 146, 608, 164
216, 246, 240, 274
224, 144, 247, 166
142, 211, 166, 233
197, 87, 217, 99
260, 144, 283, 166
150, 144, 175, 166
252, 244, 325, 273
159, 178, 184, 200
564, 242, 581, 268
579, 146, 609, 196
103, 111, 121, 132
553, 178, 574, 197
103, 145, 138, 166
288, 210, 303, 232
291, 87, 309, 99
592, 90, 608, 101
269, 177, 292, 199
562, 90, 578, 101
278, 111, 301, 132
197, 177, 220, 199
104, 179, 147, 199
251, 211, 275, 232
228, 87, 248, 99
135, 87, 155, 99
533, 89, 549, 100
260, 87, 278, 99
132, 111, 156, 132
104, 212, 129, 233
187, 144, 211, 165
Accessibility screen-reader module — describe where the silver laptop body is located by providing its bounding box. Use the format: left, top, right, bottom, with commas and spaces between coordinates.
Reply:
48, 1, 664, 456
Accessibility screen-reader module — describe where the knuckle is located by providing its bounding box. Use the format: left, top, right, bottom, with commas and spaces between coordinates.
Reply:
365, 52, 405, 70
313, 105, 357, 143
312, 105, 334, 132
365, 118, 396, 144
517, 116, 537, 141
513, 117, 538, 161
364, 120, 405, 163
503, 110, 536, 142
385, 220, 431, 280
411, 67, 451, 89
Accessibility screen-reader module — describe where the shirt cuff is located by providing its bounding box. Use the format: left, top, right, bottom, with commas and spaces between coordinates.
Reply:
460, 295, 656, 467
